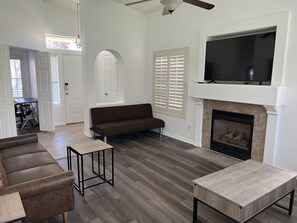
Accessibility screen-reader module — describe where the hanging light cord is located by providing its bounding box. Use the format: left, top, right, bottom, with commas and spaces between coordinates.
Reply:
77, 3, 80, 37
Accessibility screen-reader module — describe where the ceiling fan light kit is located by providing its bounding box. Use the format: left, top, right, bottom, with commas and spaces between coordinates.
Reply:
125, 0, 215, 15
160, 0, 183, 14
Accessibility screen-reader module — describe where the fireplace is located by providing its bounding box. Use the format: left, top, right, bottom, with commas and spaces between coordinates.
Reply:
210, 109, 254, 160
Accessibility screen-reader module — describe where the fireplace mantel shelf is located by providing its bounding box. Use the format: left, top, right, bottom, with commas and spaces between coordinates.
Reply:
188, 83, 286, 107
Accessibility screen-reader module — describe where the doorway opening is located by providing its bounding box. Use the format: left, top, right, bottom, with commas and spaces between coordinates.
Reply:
9, 47, 40, 135
95, 50, 124, 104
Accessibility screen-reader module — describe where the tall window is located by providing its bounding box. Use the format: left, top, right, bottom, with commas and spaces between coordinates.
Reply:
50, 56, 61, 105
10, 59, 23, 98
153, 48, 188, 117
46, 34, 81, 51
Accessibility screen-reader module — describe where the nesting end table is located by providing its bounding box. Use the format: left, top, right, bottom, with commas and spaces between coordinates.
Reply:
67, 140, 114, 196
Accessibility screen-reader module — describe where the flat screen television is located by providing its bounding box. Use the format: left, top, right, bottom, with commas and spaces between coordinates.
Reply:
204, 31, 276, 84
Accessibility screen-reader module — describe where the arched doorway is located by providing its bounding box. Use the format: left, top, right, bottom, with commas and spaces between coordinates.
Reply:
95, 50, 124, 104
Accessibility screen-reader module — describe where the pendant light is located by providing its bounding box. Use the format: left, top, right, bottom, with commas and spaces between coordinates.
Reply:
75, 3, 81, 48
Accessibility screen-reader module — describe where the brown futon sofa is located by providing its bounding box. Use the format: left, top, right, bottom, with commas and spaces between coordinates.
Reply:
90, 103, 165, 141
0, 134, 74, 223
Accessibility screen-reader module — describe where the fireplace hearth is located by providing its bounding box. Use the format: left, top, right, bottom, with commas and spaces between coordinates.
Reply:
210, 109, 254, 160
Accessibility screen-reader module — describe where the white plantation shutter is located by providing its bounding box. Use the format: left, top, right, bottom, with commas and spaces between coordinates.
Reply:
153, 48, 187, 117
154, 54, 168, 109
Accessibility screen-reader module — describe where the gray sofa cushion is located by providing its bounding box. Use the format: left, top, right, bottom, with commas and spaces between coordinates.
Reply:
6, 164, 64, 186
1, 142, 46, 160
3, 151, 57, 174
0, 161, 8, 188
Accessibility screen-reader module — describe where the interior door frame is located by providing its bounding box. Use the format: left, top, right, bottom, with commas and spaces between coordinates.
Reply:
0, 44, 17, 137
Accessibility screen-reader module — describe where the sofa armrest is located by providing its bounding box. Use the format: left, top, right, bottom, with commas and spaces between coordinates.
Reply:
0, 134, 38, 150
0, 171, 74, 199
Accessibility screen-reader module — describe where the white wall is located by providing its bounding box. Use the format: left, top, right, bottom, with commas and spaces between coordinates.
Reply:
277, 5, 297, 171
80, 0, 147, 135
0, 0, 45, 51
44, 1, 77, 36
146, 0, 297, 171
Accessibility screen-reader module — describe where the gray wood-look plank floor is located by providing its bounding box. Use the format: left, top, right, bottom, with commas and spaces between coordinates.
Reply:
45, 131, 297, 223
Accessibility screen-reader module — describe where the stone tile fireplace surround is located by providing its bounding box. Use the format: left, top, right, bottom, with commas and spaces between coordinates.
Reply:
202, 100, 267, 162
188, 83, 286, 165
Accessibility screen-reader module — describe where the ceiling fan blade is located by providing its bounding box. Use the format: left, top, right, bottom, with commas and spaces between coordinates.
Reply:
162, 7, 170, 15
125, 0, 152, 6
183, 0, 215, 10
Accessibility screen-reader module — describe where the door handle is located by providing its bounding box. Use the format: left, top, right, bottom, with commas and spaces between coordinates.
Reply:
65, 83, 69, 91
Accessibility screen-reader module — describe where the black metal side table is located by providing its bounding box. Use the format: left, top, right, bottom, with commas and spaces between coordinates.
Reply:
67, 140, 114, 196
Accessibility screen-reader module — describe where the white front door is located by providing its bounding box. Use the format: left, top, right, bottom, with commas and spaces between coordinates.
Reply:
35, 52, 55, 132
104, 54, 118, 102
63, 55, 83, 124
0, 44, 17, 138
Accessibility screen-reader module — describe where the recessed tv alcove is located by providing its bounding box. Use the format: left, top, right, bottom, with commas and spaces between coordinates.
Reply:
197, 12, 290, 87
204, 28, 276, 85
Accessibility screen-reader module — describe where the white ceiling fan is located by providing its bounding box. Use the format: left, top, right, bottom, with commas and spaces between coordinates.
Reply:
125, 0, 215, 15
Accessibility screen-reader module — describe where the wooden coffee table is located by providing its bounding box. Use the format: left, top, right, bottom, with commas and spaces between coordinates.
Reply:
193, 160, 297, 223
67, 140, 114, 196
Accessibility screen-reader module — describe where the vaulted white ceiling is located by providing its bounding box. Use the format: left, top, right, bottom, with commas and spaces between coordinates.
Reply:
44, 0, 162, 14
113, 0, 162, 14
44, 0, 79, 11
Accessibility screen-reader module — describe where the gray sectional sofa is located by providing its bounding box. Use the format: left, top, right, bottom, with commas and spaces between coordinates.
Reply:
0, 134, 74, 223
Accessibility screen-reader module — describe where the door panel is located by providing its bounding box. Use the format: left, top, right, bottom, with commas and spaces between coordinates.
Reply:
104, 54, 118, 102
0, 44, 17, 138
63, 55, 83, 124
35, 52, 55, 132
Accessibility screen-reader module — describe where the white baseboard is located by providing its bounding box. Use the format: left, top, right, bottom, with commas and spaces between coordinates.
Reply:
162, 130, 194, 145
193, 141, 202, 147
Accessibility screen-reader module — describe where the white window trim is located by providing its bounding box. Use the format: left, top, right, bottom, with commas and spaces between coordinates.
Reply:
153, 47, 188, 118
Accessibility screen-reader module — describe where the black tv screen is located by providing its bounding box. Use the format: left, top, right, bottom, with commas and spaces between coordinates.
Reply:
204, 31, 276, 83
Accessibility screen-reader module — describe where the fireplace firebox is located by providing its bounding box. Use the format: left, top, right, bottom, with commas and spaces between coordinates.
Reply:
210, 110, 254, 160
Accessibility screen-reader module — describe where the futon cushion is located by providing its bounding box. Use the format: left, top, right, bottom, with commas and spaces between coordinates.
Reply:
0, 162, 8, 188
7, 164, 64, 186
3, 151, 57, 174
94, 118, 165, 136
91, 103, 154, 124
1, 143, 46, 160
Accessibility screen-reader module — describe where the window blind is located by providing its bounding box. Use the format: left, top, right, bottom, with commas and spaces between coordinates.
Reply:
153, 48, 187, 117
